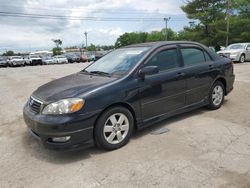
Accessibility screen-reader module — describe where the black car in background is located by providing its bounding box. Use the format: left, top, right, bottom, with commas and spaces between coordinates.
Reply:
0, 56, 8, 67
65, 53, 80, 63
23, 41, 235, 151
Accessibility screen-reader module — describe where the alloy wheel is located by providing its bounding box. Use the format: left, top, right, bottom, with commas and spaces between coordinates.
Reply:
212, 85, 224, 106
103, 113, 129, 144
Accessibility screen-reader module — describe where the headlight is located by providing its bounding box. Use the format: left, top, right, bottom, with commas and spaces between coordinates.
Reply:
42, 98, 84, 115
230, 52, 238, 56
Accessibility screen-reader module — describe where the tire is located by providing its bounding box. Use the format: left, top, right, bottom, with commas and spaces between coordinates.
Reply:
207, 81, 225, 110
239, 54, 245, 63
94, 106, 134, 150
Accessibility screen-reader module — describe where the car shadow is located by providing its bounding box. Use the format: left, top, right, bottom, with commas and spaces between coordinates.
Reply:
21, 106, 212, 164
132, 107, 206, 139
21, 131, 105, 164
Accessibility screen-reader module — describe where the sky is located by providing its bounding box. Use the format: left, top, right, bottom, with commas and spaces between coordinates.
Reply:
0, 0, 190, 53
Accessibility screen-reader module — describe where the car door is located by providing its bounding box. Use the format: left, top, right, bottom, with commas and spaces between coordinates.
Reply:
138, 46, 187, 121
179, 45, 218, 106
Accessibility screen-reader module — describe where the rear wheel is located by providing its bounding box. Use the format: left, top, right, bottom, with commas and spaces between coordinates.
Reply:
239, 54, 245, 63
207, 81, 225, 110
94, 106, 134, 150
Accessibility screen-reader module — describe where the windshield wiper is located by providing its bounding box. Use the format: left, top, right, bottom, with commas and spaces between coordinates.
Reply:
80, 70, 91, 74
89, 71, 111, 77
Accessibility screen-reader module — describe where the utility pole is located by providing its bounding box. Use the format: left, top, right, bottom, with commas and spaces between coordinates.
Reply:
84, 32, 88, 49
226, 0, 231, 47
163, 17, 171, 41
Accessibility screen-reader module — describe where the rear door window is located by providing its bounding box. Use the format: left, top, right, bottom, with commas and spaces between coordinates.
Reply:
181, 48, 206, 66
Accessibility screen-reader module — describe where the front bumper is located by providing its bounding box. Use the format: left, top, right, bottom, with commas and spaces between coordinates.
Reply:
218, 53, 240, 62
229, 54, 240, 61
23, 103, 101, 150
0, 63, 7, 67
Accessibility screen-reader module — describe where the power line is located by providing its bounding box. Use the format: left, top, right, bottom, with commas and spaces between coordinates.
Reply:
0, 4, 168, 15
0, 11, 186, 22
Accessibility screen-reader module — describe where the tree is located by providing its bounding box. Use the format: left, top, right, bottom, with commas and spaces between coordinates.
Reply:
96, 45, 114, 51
180, 0, 250, 46
52, 39, 63, 56
87, 44, 96, 51
52, 39, 62, 48
2, 50, 15, 56
114, 29, 177, 48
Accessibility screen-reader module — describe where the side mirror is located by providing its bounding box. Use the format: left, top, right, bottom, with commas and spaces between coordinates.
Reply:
138, 66, 159, 78
246, 47, 250, 50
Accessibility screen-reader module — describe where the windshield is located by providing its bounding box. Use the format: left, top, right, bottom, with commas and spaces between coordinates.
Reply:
12, 56, 22, 59
226, 44, 246, 50
84, 47, 149, 77
30, 55, 40, 58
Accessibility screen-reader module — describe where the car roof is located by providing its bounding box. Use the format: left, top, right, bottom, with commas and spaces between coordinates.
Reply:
123, 41, 221, 60
229, 43, 249, 45
124, 41, 207, 48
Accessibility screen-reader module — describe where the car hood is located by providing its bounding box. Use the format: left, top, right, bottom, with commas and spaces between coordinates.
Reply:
217, 49, 243, 54
32, 72, 117, 103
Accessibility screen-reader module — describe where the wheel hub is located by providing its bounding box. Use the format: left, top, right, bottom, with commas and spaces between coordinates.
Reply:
113, 123, 121, 132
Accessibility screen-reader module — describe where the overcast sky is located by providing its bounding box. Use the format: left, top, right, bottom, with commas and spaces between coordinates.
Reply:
0, 0, 190, 53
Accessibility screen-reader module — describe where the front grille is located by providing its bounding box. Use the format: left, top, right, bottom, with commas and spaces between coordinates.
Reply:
29, 96, 42, 113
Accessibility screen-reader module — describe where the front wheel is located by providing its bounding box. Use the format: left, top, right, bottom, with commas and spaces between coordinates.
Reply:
207, 81, 225, 110
94, 106, 134, 150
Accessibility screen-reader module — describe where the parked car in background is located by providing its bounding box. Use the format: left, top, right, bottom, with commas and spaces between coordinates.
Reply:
80, 54, 88, 62
23, 41, 235, 151
217, 43, 250, 63
0, 56, 8, 67
87, 54, 96, 62
25, 55, 43, 65
64, 54, 80, 63
53, 55, 68, 64
42, 56, 56, 65
7, 56, 25, 67
94, 52, 106, 61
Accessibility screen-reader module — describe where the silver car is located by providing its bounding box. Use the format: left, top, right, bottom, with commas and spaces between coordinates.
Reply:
53, 55, 68, 64
7, 56, 25, 67
217, 43, 250, 63
42, 56, 56, 65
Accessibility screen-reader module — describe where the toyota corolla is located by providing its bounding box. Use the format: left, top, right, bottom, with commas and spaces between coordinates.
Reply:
23, 41, 235, 150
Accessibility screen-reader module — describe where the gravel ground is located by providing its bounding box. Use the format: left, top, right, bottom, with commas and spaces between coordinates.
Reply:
0, 62, 250, 188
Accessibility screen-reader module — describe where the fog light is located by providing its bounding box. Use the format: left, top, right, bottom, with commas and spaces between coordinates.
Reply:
51, 136, 71, 143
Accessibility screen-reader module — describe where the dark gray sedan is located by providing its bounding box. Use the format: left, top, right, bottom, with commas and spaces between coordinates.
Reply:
23, 41, 235, 151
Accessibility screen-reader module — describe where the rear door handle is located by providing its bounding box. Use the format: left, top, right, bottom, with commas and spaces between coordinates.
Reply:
175, 72, 185, 78
208, 64, 214, 70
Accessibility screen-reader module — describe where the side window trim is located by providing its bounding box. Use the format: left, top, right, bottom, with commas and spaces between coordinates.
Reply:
204, 51, 213, 62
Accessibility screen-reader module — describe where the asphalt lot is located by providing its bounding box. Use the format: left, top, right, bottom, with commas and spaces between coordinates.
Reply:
0, 62, 250, 188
